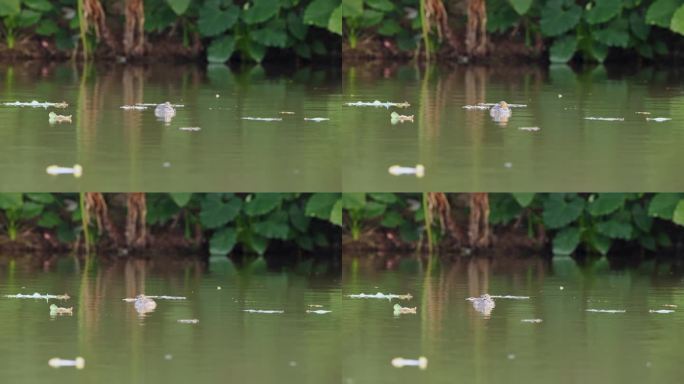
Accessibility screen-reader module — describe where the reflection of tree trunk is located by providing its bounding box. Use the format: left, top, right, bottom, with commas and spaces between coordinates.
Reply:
466, 0, 487, 57
468, 193, 491, 248
124, 0, 145, 56
85, 192, 122, 246
126, 193, 147, 248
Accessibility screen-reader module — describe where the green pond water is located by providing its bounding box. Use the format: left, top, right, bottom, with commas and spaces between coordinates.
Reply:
0, 255, 340, 383
0, 63, 340, 192
343, 64, 684, 192
343, 254, 684, 384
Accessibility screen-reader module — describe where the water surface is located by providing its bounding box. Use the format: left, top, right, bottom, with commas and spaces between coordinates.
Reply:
343, 254, 684, 383
0, 255, 340, 383
0, 63, 340, 191
343, 64, 684, 191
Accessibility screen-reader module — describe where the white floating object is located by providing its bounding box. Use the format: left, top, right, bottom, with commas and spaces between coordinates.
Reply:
177, 319, 200, 324
243, 309, 284, 314
345, 100, 410, 108
663, 304, 677, 308
462, 105, 490, 110
6, 292, 70, 301
46, 164, 82, 178
120, 105, 148, 110
122, 295, 186, 301
388, 164, 424, 178
3, 100, 68, 108
560, 286, 564, 290
646, 117, 671, 122
504, 162, 513, 168
489, 295, 530, 300
304, 117, 330, 122
347, 292, 413, 301
558, 94, 563, 98
241, 117, 283, 121
649, 309, 674, 314
507, 354, 516, 360
215, 94, 220, 98
635, 111, 651, 115
521, 319, 543, 323
217, 286, 222, 290
48, 357, 85, 369
164, 354, 173, 360
306, 310, 332, 314
479, 102, 527, 108
391, 356, 427, 369
136, 103, 184, 107
584, 117, 624, 121
586, 309, 626, 313
518, 126, 540, 132
179, 127, 201, 131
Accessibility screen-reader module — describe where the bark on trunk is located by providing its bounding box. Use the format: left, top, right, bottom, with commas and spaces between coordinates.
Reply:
124, 0, 145, 56
83, 0, 115, 49
125, 193, 147, 248
85, 192, 122, 245
466, 0, 488, 57
468, 193, 491, 248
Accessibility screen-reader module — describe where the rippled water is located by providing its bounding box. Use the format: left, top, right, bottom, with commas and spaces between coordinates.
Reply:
0, 255, 340, 383
0, 63, 341, 191
343, 254, 684, 384
342, 64, 684, 191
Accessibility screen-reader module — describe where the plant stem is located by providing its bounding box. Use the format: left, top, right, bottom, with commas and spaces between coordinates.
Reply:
79, 192, 91, 254
77, 0, 89, 60
422, 193, 433, 254
419, 0, 430, 61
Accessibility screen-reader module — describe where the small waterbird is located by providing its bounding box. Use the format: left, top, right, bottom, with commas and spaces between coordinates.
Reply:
489, 101, 511, 123
133, 295, 157, 314
467, 294, 496, 316
48, 357, 85, 369
154, 102, 176, 122
391, 356, 428, 369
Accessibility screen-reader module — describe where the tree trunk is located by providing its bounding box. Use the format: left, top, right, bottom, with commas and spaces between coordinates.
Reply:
125, 193, 147, 248
468, 193, 491, 248
124, 0, 145, 56
85, 192, 122, 246
466, 0, 488, 57
83, 0, 115, 49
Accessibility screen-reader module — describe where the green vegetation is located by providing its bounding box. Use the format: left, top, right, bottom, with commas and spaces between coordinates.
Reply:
342, 0, 684, 62
342, 193, 684, 257
0, 0, 341, 61
0, 193, 341, 257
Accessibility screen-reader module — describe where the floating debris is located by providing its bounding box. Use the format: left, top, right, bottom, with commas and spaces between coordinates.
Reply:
3, 100, 68, 108
390, 111, 414, 124
391, 356, 428, 370
479, 102, 527, 108
345, 100, 410, 108
584, 117, 624, 121
586, 309, 626, 313
507, 353, 516, 360
122, 295, 186, 301
347, 292, 413, 301
521, 319, 543, 323
560, 286, 564, 290
649, 309, 675, 314
308, 304, 324, 308
306, 310, 332, 314
120, 105, 148, 110
646, 117, 672, 122
6, 292, 70, 301
462, 105, 490, 110
635, 111, 651, 115
490, 295, 530, 300
48, 112, 72, 124
393, 304, 417, 315
558, 94, 563, 98
304, 117, 330, 122
179, 127, 201, 131
242, 117, 283, 121
280, 111, 295, 115
504, 162, 513, 168
243, 309, 284, 314
49, 304, 73, 315
663, 304, 677, 308
177, 319, 200, 324
136, 103, 184, 108
46, 164, 82, 177
48, 357, 85, 369
518, 126, 540, 132
388, 164, 425, 178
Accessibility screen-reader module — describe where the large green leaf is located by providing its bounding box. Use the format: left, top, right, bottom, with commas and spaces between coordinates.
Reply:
328, 5, 342, 35
304, 0, 338, 27
543, 194, 584, 228
365, 0, 394, 11
199, 195, 242, 228
553, 226, 580, 255
508, 0, 533, 15
549, 35, 577, 63
246, 41, 267, 62
329, 200, 343, 226
243, 0, 280, 24
0, 193, 22, 210
342, 0, 363, 17
584, 0, 622, 24
587, 232, 612, 255
289, 204, 310, 232
305, 193, 340, 220
630, 10, 651, 40
207, 35, 236, 63
631, 203, 653, 232
587, 193, 626, 216
26, 193, 54, 204
671, 4, 684, 35
648, 193, 683, 219
287, 11, 308, 40
244, 194, 283, 216
166, 0, 191, 15
24, 0, 52, 11
593, 19, 630, 47
253, 211, 290, 239
170, 193, 192, 207
646, 0, 680, 27
199, 4, 240, 37
540, 0, 582, 37
512, 193, 535, 207
251, 26, 288, 47
209, 227, 237, 255
0, 0, 20, 16
37, 211, 61, 228
673, 200, 684, 226
342, 193, 366, 209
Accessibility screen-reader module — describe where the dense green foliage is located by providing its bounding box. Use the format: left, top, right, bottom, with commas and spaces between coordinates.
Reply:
0, 193, 341, 256
343, 0, 684, 62
343, 193, 684, 257
0, 0, 341, 61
